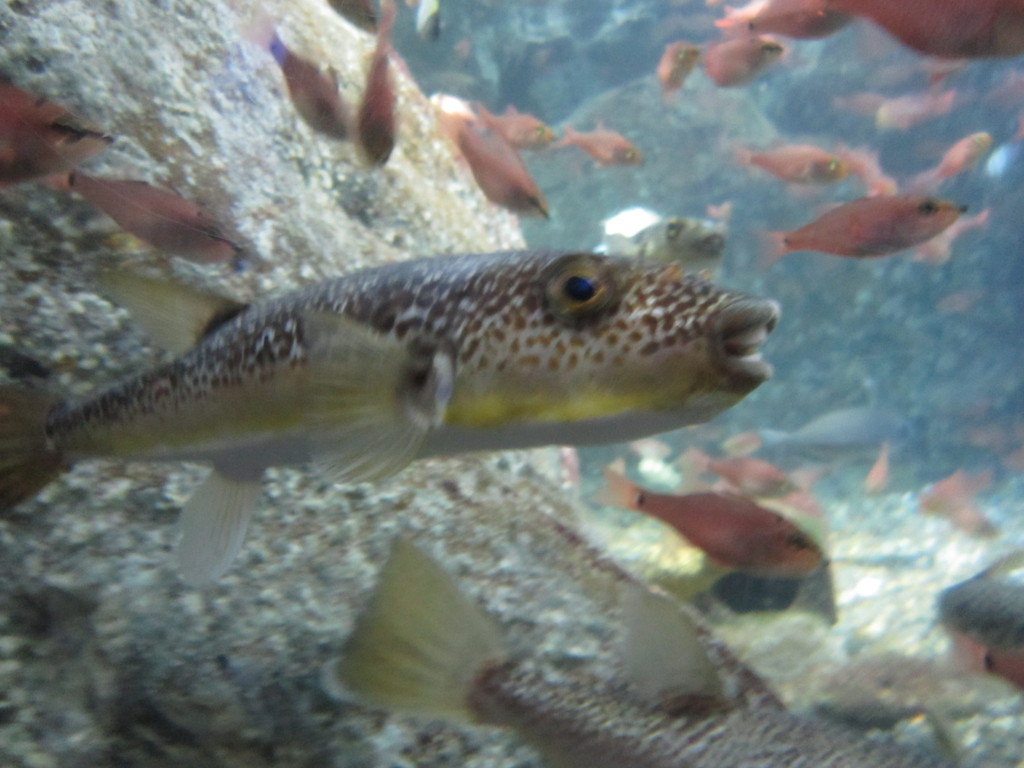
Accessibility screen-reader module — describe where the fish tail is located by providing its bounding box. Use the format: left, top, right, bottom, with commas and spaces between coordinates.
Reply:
326, 538, 504, 722
594, 460, 642, 511
757, 230, 789, 270
0, 385, 66, 510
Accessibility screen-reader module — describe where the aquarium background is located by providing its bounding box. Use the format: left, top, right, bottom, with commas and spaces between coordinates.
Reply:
0, 0, 1022, 767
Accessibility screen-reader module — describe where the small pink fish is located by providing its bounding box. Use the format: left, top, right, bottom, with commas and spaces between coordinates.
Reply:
911, 209, 989, 266
475, 104, 555, 150
356, 0, 397, 165
63, 173, 239, 264
0, 81, 112, 187
718, 0, 851, 39
596, 463, 823, 577
864, 441, 889, 494
771, 195, 965, 258
735, 144, 849, 184
875, 90, 956, 131
656, 41, 701, 101
557, 125, 642, 166
267, 31, 350, 140
702, 35, 785, 87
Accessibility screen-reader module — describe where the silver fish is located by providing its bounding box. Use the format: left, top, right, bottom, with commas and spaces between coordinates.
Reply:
0, 250, 778, 583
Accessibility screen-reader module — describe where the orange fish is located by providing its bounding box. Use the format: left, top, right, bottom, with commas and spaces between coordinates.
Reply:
735, 144, 848, 184
475, 104, 555, 150
0, 81, 112, 187
596, 464, 823, 577
718, 0, 851, 39
356, 0, 397, 165
262, 30, 349, 140
911, 209, 989, 266
908, 132, 993, 193
826, 0, 1024, 58
919, 468, 996, 536
864, 441, 889, 494
437, 100, 548, 217
771, 195, 965, 258
835, 145, 898, 196
875, 90, 955, 130
656, 41, 701, 100
557, 125, 643, 166
61, 173, 240, 264
702, 35, 785, 87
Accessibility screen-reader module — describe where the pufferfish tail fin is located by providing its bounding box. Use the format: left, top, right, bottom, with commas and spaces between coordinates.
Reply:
0, 385, 66, 510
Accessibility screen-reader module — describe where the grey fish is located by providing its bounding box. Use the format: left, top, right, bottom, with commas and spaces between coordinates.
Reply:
0, 250, 778, 584
332, 539, 951, 768
604, 216, 727, 277
938, 552, 1024, 691
759, 406, 910, 453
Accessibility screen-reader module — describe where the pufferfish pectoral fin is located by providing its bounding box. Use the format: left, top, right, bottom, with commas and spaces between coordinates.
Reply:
100, 270, 246, 355
302, 312, 455, 484
177, 468, 263, 586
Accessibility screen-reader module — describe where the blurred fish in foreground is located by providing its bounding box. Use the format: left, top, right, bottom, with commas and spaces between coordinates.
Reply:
0, 80, 112, 187
826, 0, 1024, 58
356, 0, 397, 165
53, 172, 241, 265
938, 552, 1024, 691
0, 251, 779, 583
331, 539, 952, 768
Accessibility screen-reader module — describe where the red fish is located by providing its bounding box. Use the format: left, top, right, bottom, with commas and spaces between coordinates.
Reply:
596, 464, 823, 577
61, 172, 239, 264
835, 145, 898, 196
702, 35, 785, 87
475, 104, 555, 150
557, 125, 642, 166
908, 132, 992, 194
875, 90, 956, 131
704, 456, 794, 497
735, 144, 849, 184
356, 0, 397, 165
717, 0, 851, 39
656, 41, 701, 101
436, 98, 548, 217
911, 209, 989, 266
826, 0, 1024, 58
263, 30, 349, 140
864, 441, 889, 494
0, 81, 112, 187
919, 469, 996, 536
771, 195, 965, 258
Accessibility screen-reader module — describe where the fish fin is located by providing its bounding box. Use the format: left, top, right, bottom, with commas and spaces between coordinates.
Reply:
593, 460, 640, 510
177, 469, 262, 585
920, 707, 963, 764
619, 583, 725, 713
303, 312, 453, 484
99, 271, 246, 354
758, 230, 789, 270
0, 385, 66, 510
327, 538, 504, 721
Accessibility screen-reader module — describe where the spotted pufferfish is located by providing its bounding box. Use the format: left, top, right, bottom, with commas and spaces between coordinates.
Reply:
0, 250, 779, 583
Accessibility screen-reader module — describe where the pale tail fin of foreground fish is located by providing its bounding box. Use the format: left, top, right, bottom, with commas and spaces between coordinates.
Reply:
328, 537, 727, 721
0, 385, 65, 510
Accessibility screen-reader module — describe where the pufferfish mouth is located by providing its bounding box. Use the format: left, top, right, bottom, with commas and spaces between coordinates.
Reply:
710, 296, 780, 386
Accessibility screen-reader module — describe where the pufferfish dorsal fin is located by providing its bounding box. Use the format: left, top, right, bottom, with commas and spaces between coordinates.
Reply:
302, 311, 455, 484
100, 271, 247, 354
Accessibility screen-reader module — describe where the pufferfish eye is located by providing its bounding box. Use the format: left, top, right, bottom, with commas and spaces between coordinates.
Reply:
541, 253, 620, 322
